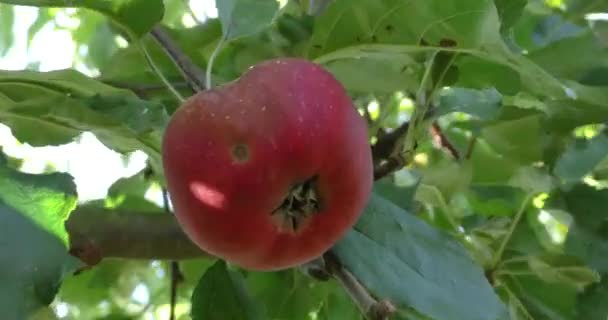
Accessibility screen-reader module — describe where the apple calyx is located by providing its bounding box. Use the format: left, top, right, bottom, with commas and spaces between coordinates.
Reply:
271, 176, 321, 232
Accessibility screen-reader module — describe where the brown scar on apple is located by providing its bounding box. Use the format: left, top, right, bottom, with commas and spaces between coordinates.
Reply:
231, 144, 250, 163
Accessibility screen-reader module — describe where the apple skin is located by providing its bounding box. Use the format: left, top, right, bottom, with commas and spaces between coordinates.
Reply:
162, 58, 373, 271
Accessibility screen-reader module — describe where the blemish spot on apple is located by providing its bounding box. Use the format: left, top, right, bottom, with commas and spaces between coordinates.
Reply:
231, 144, 250, 163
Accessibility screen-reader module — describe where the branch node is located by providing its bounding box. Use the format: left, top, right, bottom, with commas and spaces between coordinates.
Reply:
368, 300, 397, 320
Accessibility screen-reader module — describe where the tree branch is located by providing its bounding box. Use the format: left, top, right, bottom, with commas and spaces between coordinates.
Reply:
429, 122, 459, 160
371, 121, 410, 162
150, 25, 206, 92
324, 252, 396, 320
66, 206, 208, 262
67, 207, 395, 319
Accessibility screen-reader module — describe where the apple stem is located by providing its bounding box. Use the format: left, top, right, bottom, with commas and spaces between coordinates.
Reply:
150, 25, 206, 92
136, 40, 185, 103
206, 35, 227, 90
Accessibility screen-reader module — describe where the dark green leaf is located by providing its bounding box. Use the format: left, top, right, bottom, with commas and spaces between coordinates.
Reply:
576, 276, 608, 320
0, 152, 80, 318
456, 57, 522, 95
558, 184, 608, 232
333, 193, 508, 320
247, 271, 341, 320
482, 115, 544, 164
438, 87, 503, 120
373, 175, 419, 212
467, 185, 527, 217
494, 0, 527, 33
551, 184, 608, 272
191, 261, 264, 320
566, 225, 608, 273
217, 0, 279, 41
501, 275, 578, 320
0, 0, 163, 37
554, 132, 608, 183
468, 139, 520, 184
528, 31, 608, 80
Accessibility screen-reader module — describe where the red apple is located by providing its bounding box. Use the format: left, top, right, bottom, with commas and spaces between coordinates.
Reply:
162, 58, 373, 270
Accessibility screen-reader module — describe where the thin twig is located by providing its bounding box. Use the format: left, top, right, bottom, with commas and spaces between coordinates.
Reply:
430, 122, 459, 159
169, 261, 183, 320
465, 136, 477, 159
324, 252, 396, 320
102, 80, 191, 96
137, 40, 185, 102
372, 50, 458, 179
206, 35, 227, 89
150, 25, 206, 92
372, 53, 438, 180
162, 188, 183, 320
492, 194, 533, 267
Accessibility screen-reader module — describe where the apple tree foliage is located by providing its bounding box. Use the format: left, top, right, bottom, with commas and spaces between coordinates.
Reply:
0, 0, 608, 319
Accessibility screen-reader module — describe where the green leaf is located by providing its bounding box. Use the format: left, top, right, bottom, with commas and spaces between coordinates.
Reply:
527, 255, 600, 290
576, 277, 608, 320
494, 0, 527, 33
59, 260, 133, 315
105, 172, 161, 212
467, 185, 527, 217
0, 69, 135, 99
420, 159, 472, 200
482, 115, 544, 164
247, 270, 343, 320
438, 87, 503, 120
455, 56, 521, 95
528, 31, 608, 80
557, 184, 608, 233
309, 0, 501, 57
0, 69, 168, 175
565, 225, 608, 273
501, 275, 578, 320
333, 193, 508, 320
217, 0, 279, 41
468, 139, 520, 184
554, 132, 608, 184
373, 175, 419, 211
191, 261, 265, 320
0, 3, 14, 56
509, 166, 553, 194
0, 0, 163, 37
555, 184, 608, 273
316, 287, 361, 320
323, 55, 422, 93
0, 152, 80, 318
